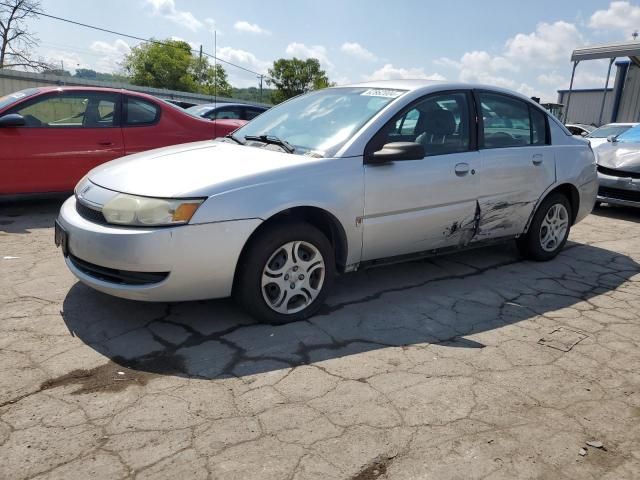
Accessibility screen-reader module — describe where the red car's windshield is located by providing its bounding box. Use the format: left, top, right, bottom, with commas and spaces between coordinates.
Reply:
0, 88, 41, 111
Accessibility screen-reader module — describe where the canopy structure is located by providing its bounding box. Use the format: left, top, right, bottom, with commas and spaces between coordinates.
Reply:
565, 40, 640, 124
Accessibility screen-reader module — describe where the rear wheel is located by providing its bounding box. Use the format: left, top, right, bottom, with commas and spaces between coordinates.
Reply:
517, 193, 572, 261
235, 222, 335, 323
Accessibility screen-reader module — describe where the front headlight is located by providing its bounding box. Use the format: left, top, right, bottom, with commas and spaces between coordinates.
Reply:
102, 194, 204, 226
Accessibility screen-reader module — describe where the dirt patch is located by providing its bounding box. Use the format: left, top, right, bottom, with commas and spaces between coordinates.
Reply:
351, 457, 394, 480
39, 361, 153, 395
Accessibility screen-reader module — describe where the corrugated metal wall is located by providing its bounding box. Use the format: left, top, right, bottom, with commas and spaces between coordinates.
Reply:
557, 89, 614, 126
617, 64, 640, 122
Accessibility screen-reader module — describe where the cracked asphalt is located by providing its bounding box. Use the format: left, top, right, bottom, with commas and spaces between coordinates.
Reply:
1, 199, 639, 480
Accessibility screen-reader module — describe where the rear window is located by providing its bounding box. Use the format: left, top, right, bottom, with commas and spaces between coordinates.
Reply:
125, 97, 160, 125
0, 88, 40, 111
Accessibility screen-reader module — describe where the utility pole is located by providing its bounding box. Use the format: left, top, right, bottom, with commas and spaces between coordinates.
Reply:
198, 44, 203, 87
258, 74, 263, 103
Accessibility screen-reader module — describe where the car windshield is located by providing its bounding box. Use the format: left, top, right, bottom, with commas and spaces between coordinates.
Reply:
614, 125, 640, 143
0, 88, 40, 111
587, 124, 633, 138
185, 105, 213, 117
232, 87, 407, 157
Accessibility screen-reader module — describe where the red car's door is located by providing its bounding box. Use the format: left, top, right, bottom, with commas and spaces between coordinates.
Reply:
0, 91, 124, 194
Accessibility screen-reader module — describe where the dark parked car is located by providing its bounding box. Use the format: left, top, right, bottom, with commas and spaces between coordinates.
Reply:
186, 102, 268, 121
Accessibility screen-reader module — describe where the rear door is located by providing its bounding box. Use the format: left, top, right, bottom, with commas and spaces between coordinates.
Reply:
121, 95, 163, 154
474, 91, 555, 240
0, 91, 123, 194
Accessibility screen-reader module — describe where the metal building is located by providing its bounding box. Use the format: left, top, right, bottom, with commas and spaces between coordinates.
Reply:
560, 41, 640, 126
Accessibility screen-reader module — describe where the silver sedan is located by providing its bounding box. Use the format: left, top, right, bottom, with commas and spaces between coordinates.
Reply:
595, 124, 640, 208
56, 80, 597, 323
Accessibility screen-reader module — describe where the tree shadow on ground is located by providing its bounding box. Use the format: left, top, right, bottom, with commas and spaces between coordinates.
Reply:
62, 240, 640, 380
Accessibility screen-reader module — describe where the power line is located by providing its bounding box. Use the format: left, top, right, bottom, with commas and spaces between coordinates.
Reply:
0, 0, 271, 79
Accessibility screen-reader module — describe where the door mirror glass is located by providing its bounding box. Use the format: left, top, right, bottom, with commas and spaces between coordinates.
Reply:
0, 113, 26, 127
606, 135, 617, 143
369, 142, 425, 164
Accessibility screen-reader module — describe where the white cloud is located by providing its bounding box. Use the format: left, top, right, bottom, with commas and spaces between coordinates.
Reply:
90, 39, 131, 73
145, 0, 202, 31
285, 42, 333, 69
589, 1, 640, 32
504, 21, 582, 64
216, 46, 270, 72
365, 63, 445, 81
234, 21, 271, 35
340, 42, 377, 61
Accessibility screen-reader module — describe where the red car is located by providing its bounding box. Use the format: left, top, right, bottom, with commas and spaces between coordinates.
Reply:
0, 87, 246, 195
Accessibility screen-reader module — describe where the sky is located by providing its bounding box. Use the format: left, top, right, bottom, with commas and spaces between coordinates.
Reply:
24, 0, 640, 102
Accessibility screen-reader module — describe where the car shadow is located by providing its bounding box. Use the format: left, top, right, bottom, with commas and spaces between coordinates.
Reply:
592, 203, 640, 222
61, 240, 640, 380
0, 197, 66, 234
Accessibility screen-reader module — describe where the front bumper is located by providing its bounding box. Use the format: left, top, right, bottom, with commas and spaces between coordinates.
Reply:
57, 196, 261, 302
597, 171, 640, 208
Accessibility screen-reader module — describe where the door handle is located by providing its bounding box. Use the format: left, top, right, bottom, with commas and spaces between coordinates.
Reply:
97, 141, 113, 146
455, 163, 470, 176
532, 154, 543, 165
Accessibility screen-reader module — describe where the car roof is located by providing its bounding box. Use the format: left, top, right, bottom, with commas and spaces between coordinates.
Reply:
337, 79, 540, 104
599, 122, 639, 126
191, 102, 267, 109
31, 86, 162, 101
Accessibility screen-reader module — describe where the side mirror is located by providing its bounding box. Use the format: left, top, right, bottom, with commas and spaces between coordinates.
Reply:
607, 135, 618, 143
0, 113, 26, 127
368, 142, 425, 164
581, 131, 588, 137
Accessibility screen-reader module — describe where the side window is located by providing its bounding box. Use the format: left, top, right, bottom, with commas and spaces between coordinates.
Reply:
530, 107, 548, 145
479, 92, 533, 148
244, 108, 263, 120
376, 92, 471, 157
14, 93, 118, 128
214, 107, 242, 120
125, 97, 160, 125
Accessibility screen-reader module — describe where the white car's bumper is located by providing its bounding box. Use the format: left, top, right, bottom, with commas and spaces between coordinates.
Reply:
57, 196, 261, 302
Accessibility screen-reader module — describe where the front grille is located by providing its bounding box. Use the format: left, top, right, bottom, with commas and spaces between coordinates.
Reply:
598, 186, 640, 203
597, 164, 640, 179
69, 254, 169, 285
76, 200, 108, 225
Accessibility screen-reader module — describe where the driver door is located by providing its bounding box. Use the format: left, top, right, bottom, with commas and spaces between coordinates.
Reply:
0, 91, 124, 194
362, 91, 481, 261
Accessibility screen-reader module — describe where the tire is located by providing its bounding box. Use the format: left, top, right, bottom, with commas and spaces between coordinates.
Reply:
234, 222, 335, 323
517, 193, 572, 261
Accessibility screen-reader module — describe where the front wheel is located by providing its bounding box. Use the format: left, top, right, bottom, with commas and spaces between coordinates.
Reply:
235, 222, 335, 323
517, 193, 572, 261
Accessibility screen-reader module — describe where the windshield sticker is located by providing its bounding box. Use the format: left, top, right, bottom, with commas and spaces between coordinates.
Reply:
361, 89, 405, 98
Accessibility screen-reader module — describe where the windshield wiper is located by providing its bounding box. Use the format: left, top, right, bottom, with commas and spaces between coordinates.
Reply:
224, 133, 244, 145
244, 135, 295, 153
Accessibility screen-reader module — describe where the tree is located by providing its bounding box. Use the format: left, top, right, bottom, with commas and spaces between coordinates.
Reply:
267, 58, 330, 104
193, 59, 232, 98
0, 0, 50, 70
123, 39, 233, 96
124, 39, 198, 92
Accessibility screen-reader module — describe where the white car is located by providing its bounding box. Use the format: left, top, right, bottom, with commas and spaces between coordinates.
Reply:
586, 122, 638, 148
56, 80, 597, 323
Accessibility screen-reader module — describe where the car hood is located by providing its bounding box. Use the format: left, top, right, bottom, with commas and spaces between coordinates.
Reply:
88, 140, 325, 198
595, 142, 640, 173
